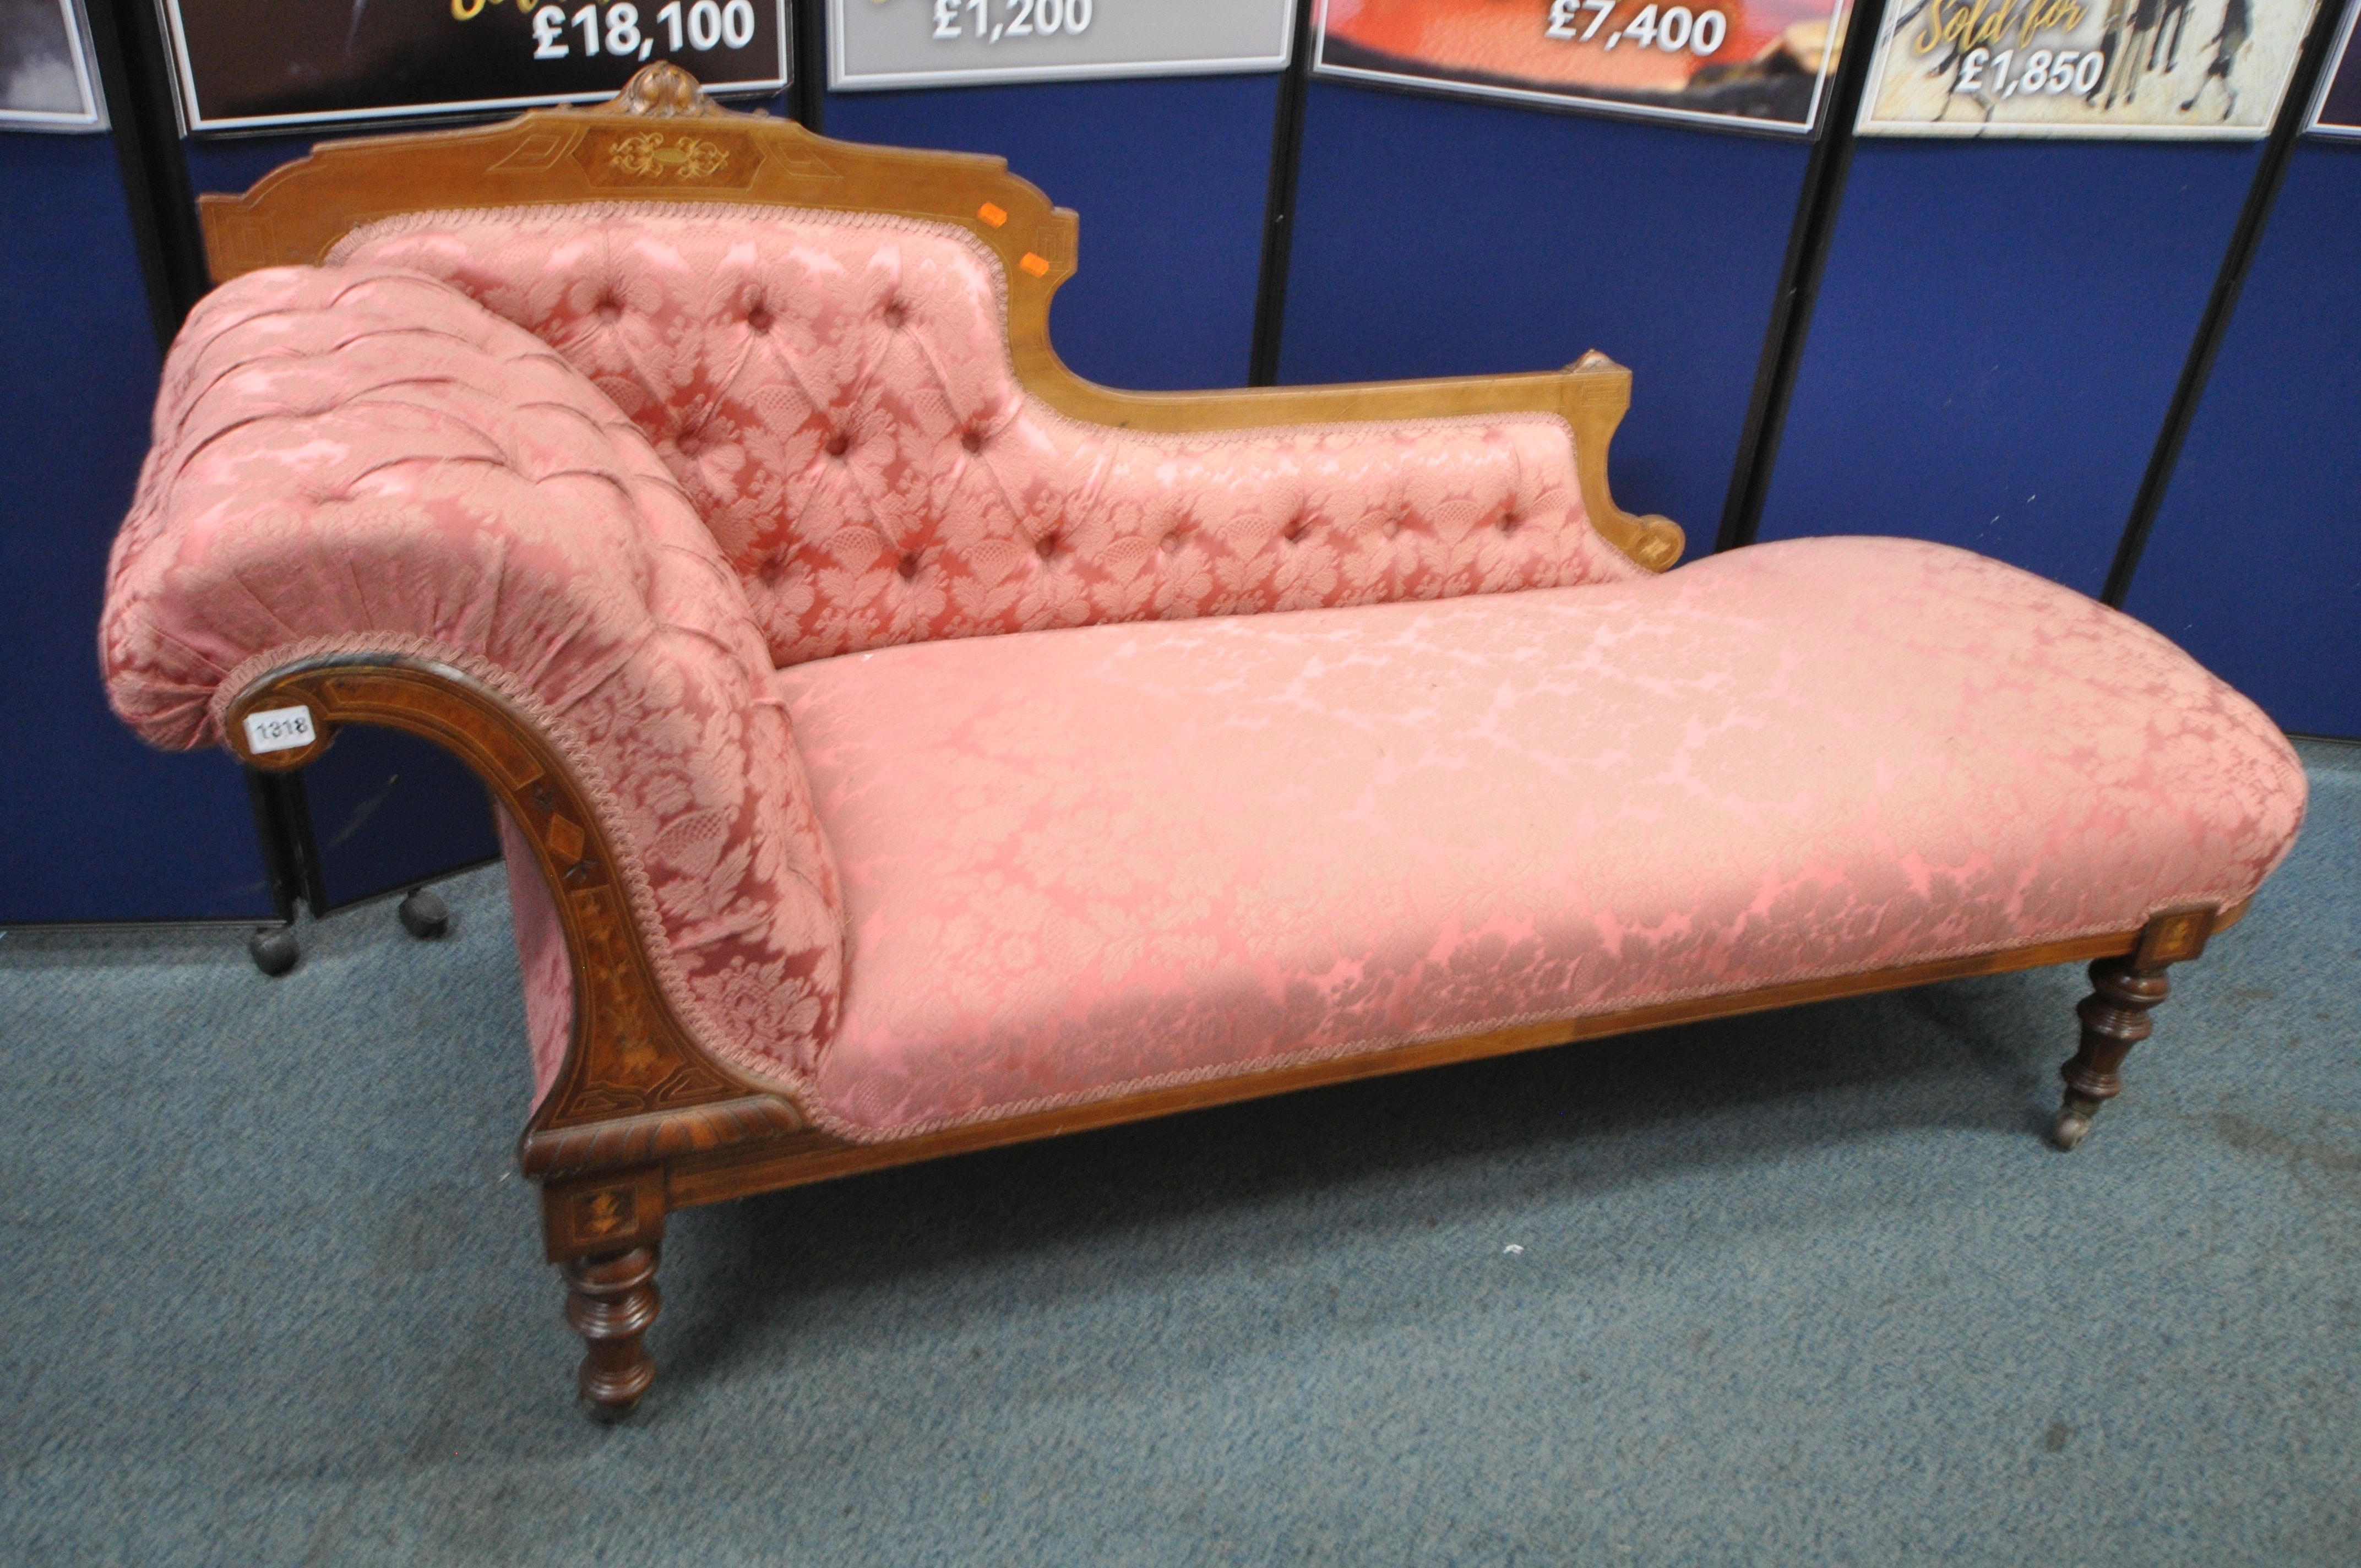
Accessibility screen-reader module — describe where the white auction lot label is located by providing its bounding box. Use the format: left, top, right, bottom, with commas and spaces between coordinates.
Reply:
241, 705, 318, 755
830, 0, 1296, 89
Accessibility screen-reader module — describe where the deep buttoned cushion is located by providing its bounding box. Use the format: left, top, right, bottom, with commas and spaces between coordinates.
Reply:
776, 536, 2306, 1140
332, 204, 1645, 667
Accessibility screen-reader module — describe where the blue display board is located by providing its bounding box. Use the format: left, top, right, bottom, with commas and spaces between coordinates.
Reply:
2123, 140, 2361, 739
0, 131, 271, 922
1755, 139, 2262, 594
824, 73, 1282, 389
1278, 81, 1813, 545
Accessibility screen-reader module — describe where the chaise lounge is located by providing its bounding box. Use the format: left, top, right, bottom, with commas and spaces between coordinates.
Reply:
100, 67, 2308, 1419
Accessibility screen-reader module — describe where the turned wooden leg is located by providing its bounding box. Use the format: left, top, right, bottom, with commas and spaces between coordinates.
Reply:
2053, 957, 2169, 1150
563, 1245, 660, 1422
542, 1166, 667, 1420
2052, 906, 2219, 1151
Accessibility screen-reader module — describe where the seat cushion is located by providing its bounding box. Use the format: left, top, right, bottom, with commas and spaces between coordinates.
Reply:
775, 536, 2306, 1140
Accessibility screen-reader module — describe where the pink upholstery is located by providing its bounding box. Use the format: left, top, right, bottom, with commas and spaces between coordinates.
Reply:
779, 537, 2306, 1139
101, 265, 845, 1087
332, 204, 1642, 667
97, 199, 2309, 1146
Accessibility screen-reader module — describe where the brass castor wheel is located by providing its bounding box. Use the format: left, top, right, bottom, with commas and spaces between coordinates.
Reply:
249, 925, 300, 977
398, 887, 451, 940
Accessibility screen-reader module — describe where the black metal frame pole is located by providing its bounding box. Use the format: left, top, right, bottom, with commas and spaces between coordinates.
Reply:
78, 0, 207, 345
1715, 0, 1891, 554
791, 0, 827, 131
1247, 0, 1319, 388
2100, 0, 2351, 608
244, 770, 325, 922
84, 0, 317, 923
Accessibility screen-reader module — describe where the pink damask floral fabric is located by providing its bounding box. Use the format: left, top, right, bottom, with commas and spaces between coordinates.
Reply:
497, 807, 576, 1102
779, 536, 2306, 1140
101, 264, 845, 1088
332, 203, 1642, 667
97, 204, 2309, 1148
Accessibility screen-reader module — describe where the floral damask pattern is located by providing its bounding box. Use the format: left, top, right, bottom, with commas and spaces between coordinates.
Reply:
98, 210, 2310, 1145
101, 265, 844, 1087
780, 538, 2308, 1139
332, 203, 1644, 666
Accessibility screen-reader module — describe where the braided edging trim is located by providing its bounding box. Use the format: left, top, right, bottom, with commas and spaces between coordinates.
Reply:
209, 632, 824, 1114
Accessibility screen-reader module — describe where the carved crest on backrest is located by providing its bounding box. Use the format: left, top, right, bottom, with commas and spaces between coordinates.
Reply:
199, 61, 1069, 295
601, 60, 732, 118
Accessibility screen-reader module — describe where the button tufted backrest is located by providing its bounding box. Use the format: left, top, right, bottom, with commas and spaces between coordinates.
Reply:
332, 203, 1643, 668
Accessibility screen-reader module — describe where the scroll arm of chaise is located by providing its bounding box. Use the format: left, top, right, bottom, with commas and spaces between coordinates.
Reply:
97, 263, 845, 1099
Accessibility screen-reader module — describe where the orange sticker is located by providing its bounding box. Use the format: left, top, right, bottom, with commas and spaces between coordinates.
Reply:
977, 203, 1008, 227
1019, 253, 1049, 277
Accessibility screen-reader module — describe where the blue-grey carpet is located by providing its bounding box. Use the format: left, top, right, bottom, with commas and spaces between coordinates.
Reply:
3, 741, 2357, 1566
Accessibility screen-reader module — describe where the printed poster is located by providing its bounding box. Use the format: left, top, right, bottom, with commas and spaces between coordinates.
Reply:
1857, 0, 2318, 135
830, 0, 1296, 91
1312, 0, 1857, 134
1, 0, 104, 130
2305, 0, 2361, 134
157, 0, 790, 134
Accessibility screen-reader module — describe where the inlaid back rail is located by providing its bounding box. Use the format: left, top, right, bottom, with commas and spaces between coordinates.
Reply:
195, 63, 1683, 573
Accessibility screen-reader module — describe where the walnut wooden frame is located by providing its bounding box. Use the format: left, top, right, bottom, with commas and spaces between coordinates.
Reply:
207, 67, 2240, 1420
